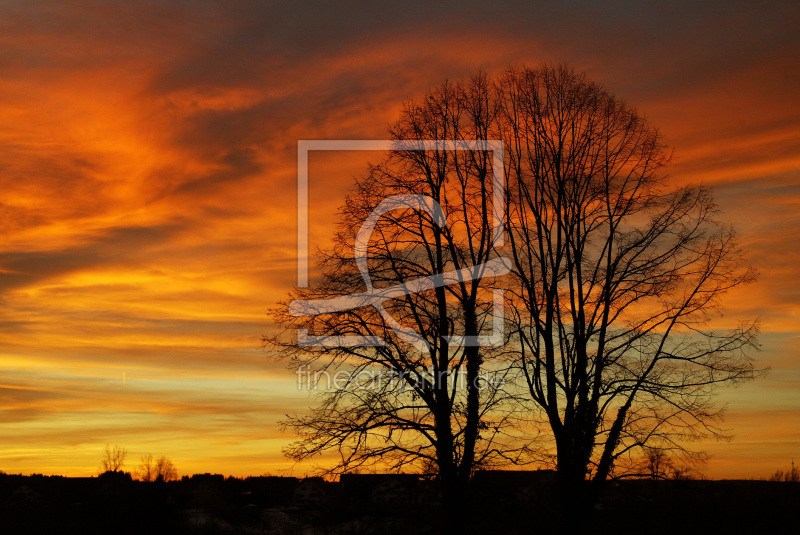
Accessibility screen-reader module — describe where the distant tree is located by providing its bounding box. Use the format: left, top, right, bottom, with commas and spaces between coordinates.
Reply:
137, 453, 177, 482
769, 460, 799, 482
136, 453, 156, 482
154, 455, 178, 482
621, 447, 701, 480
644, 448, 673, 480
99, 444, 127, 473
670, 466, 698, 480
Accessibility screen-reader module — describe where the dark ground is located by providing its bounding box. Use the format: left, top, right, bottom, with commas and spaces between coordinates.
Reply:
1, 472, 797, 534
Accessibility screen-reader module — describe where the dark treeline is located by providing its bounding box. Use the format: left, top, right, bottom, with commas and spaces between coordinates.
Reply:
1, 471, 798, 534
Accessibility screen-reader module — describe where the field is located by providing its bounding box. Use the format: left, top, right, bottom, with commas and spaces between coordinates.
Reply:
1, 472, 797, 534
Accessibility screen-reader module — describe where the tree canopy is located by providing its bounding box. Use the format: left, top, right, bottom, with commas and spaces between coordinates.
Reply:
269, 64, 760, 525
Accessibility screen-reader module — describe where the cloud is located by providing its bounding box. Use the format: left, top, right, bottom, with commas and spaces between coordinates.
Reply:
0, 224, 186, 290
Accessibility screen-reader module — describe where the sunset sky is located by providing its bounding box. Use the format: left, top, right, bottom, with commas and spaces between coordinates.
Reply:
1, 1, 798, 479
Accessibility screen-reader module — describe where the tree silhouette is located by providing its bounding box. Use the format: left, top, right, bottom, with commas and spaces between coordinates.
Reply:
269, 73, 523, 526
644, 447, 673, 480
497, 65, 761, 520
769, 460, 800, 482
136, 453, 155, 482
269, 64, 761, 530
99, 444, 127, 474
137, 453, 178, 482
154, 455, 178, 482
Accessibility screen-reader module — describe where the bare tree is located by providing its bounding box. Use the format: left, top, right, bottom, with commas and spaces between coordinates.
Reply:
496, 65, 761, 516
137, 453, 178, 482
769, 460, 800, 482
269, 74, 523, 523
154, 455, 178, 482
644, 447, 673, 480
136, 453, 156, 482
99, 444, 127, 473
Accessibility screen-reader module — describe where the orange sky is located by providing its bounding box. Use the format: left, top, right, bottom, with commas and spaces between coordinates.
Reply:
1, 1, 798, 479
